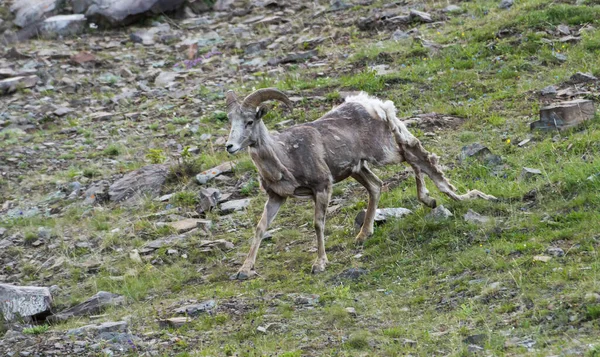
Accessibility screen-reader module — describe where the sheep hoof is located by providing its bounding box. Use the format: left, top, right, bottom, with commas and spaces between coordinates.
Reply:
311, 258, 328, 274
231, 269, 257, 280
354, 231, 371, 245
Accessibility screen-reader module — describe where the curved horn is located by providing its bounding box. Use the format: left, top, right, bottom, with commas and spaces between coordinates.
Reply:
226, 90, 239, 111
241, 88, 292, 110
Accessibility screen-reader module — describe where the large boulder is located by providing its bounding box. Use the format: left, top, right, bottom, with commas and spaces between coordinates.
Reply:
49, 291, 125, 322
108, 164, 169, 202
73, 0, 186, 26
10, 0, 65, 28
0, 284, 52, 321
0, 76, 39, 95
38, 14, 87, 39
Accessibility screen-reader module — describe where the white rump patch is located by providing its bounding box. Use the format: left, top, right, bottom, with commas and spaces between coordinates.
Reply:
345, 92, 418, 147
345, 92, 396, 122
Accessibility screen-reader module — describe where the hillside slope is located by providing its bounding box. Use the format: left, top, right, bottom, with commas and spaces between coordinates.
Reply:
1, 0, 600, 356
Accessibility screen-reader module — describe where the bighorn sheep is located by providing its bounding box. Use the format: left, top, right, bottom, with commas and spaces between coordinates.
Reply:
225, 88, 495, 279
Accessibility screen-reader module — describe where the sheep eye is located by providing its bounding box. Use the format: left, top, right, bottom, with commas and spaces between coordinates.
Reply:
246, 120, 254, 128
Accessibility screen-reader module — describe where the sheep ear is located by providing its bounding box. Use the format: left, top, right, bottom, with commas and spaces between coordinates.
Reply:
255, 106, 268, 120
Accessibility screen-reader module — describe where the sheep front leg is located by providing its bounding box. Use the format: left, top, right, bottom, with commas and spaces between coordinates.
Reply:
235, 194, 286, 280
312, 188, 331, 274
352, 166, 383, 244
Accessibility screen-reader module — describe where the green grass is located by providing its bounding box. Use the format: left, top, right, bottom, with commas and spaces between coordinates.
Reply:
22, 325, 49, 335
2, 0, 600, 355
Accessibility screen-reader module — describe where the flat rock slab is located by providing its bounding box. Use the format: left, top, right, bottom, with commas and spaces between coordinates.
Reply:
167, 218, 212, 233
39, 14, 87, 39
196, 161, 236, 184
220, 198, 251, 214
0, 284, 52, 321
531, 99, 596, 131
0, 76, 39, 95
427, 205, 453, 221
521, 167, 542, 180
198, 239, 234, 251
355, 207, 412, 229
463, 209, 491, 225
108, 164, 169, 202
50, 291, 124, 322
73, 0, 186, 26
159, 317, 190, 328
67, 321, 127, 335
174, 300, 216, 316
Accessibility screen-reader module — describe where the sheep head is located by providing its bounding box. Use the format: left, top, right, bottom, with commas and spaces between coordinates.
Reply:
225, 88, 292, 154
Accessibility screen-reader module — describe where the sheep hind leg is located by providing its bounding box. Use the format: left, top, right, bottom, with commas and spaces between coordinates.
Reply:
403, 143, 496, 202
409, 163, 437, 208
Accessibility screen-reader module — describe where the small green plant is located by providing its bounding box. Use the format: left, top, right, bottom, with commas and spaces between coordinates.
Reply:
344, 332, 370, 350
23, 325, 49, 335
103, 144, 121, 157
146, 148, 166, 164
586, 305, 600, 320
23, 231, 38, 245
83, 168, 101, 178
239, 179, 258, 196
212, 111, 228, 122
172, 191, 197, 207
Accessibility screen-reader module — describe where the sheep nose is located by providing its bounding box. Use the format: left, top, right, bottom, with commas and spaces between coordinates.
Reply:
226, 144, 234, 152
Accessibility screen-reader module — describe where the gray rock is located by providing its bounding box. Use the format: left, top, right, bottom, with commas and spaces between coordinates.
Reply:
460, 142, 502, 167
196, 162, 235, 184
391, 29, 410, 41
39, 14, 87, 39
403, 338, 418, 347
154, 71, 178, 87
427, 205, 453, 221
355, 207, 412, 228
108, 164, 169, 202
460, 143, 491, 161
468, 344, 484, 353
553, 53, 567, 62
557, 24, 570, 35
50, 291, 125, 322
130, 23, 170, 45
167, 218, 212, 233
213, 0, 234, 11
174, 300, 216, 316
410, 9, 433, 23
540, 85, 557, 96
197, 188, 221, 214
520, 167, 542, 180
0, 227, 6, 237
84, 180, 110, 204
73, 0, 185, 26
329, 0, 349, 11
0, 284, 52, 321
569, 72, 597, 84
443, 5, 462, 13
337, 268, 368, 280
268, 50, 318, 66
67, 321, 127, 335
463, 209, 491, 225
10, 0, 62, 28
463, 333, 487, 345
290, 294, 320, 306
546, 247, 565, 257
499, 0, 514, 9
37, 227, 52, 240
0, 76, 39, 95
220, 198, 251, 214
